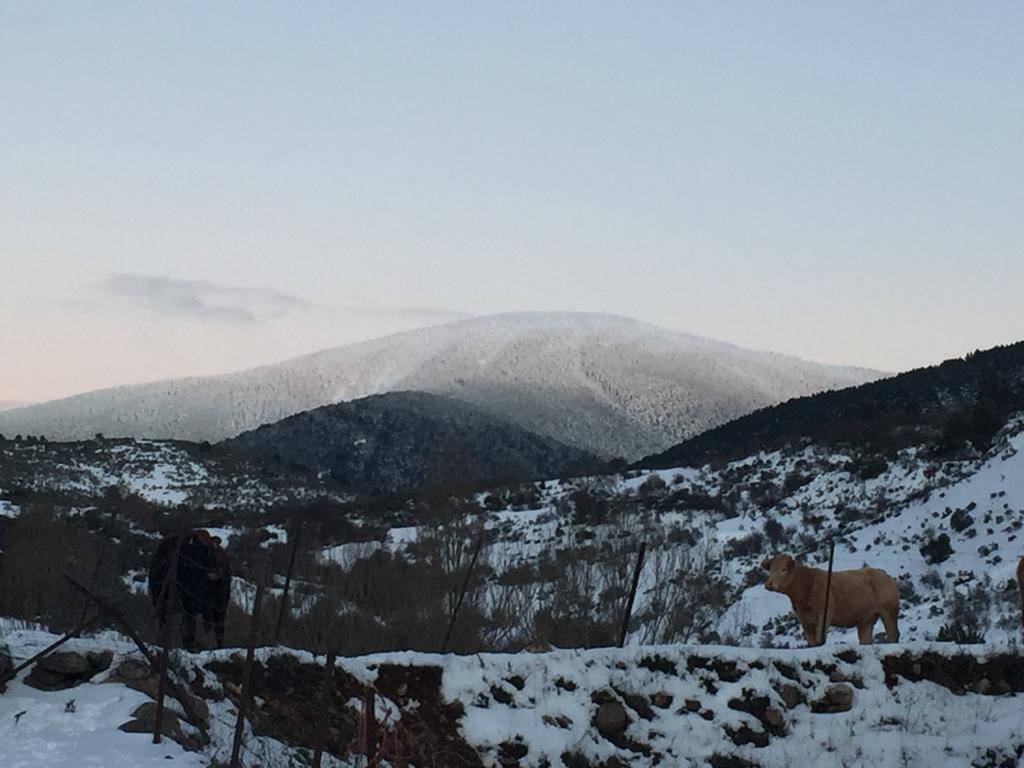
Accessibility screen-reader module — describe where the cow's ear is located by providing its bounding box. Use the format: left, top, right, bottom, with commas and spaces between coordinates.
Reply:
760, 558, 772, 571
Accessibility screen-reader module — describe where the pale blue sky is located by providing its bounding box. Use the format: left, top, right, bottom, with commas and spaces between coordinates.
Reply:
2, 2, 1022, 402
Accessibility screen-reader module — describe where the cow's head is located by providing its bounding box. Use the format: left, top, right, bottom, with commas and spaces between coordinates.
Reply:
761, 554, 797, 593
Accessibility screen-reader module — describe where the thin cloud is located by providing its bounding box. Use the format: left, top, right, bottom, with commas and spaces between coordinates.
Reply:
102, 273, 311, 324
342, 305, 473, 323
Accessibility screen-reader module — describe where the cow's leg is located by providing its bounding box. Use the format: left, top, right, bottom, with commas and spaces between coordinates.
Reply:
212, 608, 227, 648
856, 620, 875, 645
880, 608, 900, 643
181, 612, 197, 649
800, 618, 820, 646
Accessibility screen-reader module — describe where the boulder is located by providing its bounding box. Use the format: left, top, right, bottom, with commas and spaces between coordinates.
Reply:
650, 691, 673, 709
25, 651, 113, 691
594, 701, 629, 738
119, 702, 199, 751
812, 683, 854, 713
778, 683, 805, 710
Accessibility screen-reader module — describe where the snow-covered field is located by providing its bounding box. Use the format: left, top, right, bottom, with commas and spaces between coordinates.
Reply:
2, 628, 1023, 767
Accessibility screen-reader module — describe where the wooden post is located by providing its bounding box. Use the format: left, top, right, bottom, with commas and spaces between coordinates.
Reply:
441, 534, 484, 653
274, 522, 302, 643
618, 541, 648, 648
358, 687, 377, 759
153, 535, 181, 744
230, 585, 264, 768
311, 648, 336, 768
818, 539, 836, 646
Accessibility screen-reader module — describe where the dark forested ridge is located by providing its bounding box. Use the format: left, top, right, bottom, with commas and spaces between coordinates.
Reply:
223, 390, 603, 494
641, 341, 1024, 469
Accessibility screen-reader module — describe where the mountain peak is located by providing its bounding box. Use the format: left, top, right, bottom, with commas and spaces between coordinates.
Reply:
0, 313, 882, 458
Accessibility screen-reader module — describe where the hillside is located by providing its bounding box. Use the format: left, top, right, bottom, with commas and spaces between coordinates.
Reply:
0, 312, 881, 459
642, 340, 1024, 469
0, 435, 344, 509
223, 391, 603, 494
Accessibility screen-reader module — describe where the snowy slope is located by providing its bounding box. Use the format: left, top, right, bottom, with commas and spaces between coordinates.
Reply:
0, 436, 346, 508
0, 313, 881, 459
338, 413, 1024, 649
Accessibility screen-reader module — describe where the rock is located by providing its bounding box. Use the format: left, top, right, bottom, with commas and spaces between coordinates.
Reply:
621, 691, 654, 721
812, 683, 854, 713
594, 701, 629, 738
650, 691, 673, 709
685, 698, 702, 712
119, 702, 198, 751
106, 658, 152, 684
542, 713, 572, 729
498, 740, 529, 765
973, 678, 992, 695
25, 651, 113, 691
778, 683, 805, 710
827, 684, 853, 708
764, 708, 784, 729
103, 658, 209, 728
726, 724, 769, 748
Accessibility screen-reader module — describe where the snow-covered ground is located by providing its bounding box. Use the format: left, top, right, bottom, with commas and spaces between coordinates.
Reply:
3, 628, 1023, 767
0, 633, 205, 768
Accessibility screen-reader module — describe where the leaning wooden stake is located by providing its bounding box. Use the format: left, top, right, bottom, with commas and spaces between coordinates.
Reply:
441, 534, 484, 653
311, 648, 337, 768
63, 575, 209, 744
274, 522, 302, 643
153, 535, 182, 744
5, 614, 92, 682
230, 585, 264, 768
618, 541, 648, 648
818, 539, 836, 646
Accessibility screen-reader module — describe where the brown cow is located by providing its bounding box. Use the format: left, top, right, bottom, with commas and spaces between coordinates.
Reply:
1016, 556, 1024, 641
761, 553, 900, 645
149, 529, 232, 649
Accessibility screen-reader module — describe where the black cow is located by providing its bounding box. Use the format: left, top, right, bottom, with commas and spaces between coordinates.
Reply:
149, 530, 232, 648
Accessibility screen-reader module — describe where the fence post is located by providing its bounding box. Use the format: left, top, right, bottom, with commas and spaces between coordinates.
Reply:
230, 584, 264, 768
441, 534, 483, 653
618, 541, 647, 648
359, 687, 377, 762
311, 648, 336, 768
818, 539, 836, 646
153, 535, 182, 744
274, 522, 302, 643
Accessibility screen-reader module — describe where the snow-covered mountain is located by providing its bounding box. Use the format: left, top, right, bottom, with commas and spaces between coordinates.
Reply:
0, 401, 27, 412
0, 312, 881, 459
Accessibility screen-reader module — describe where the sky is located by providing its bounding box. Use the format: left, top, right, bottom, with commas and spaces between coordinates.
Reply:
2, 2, 1022, 403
